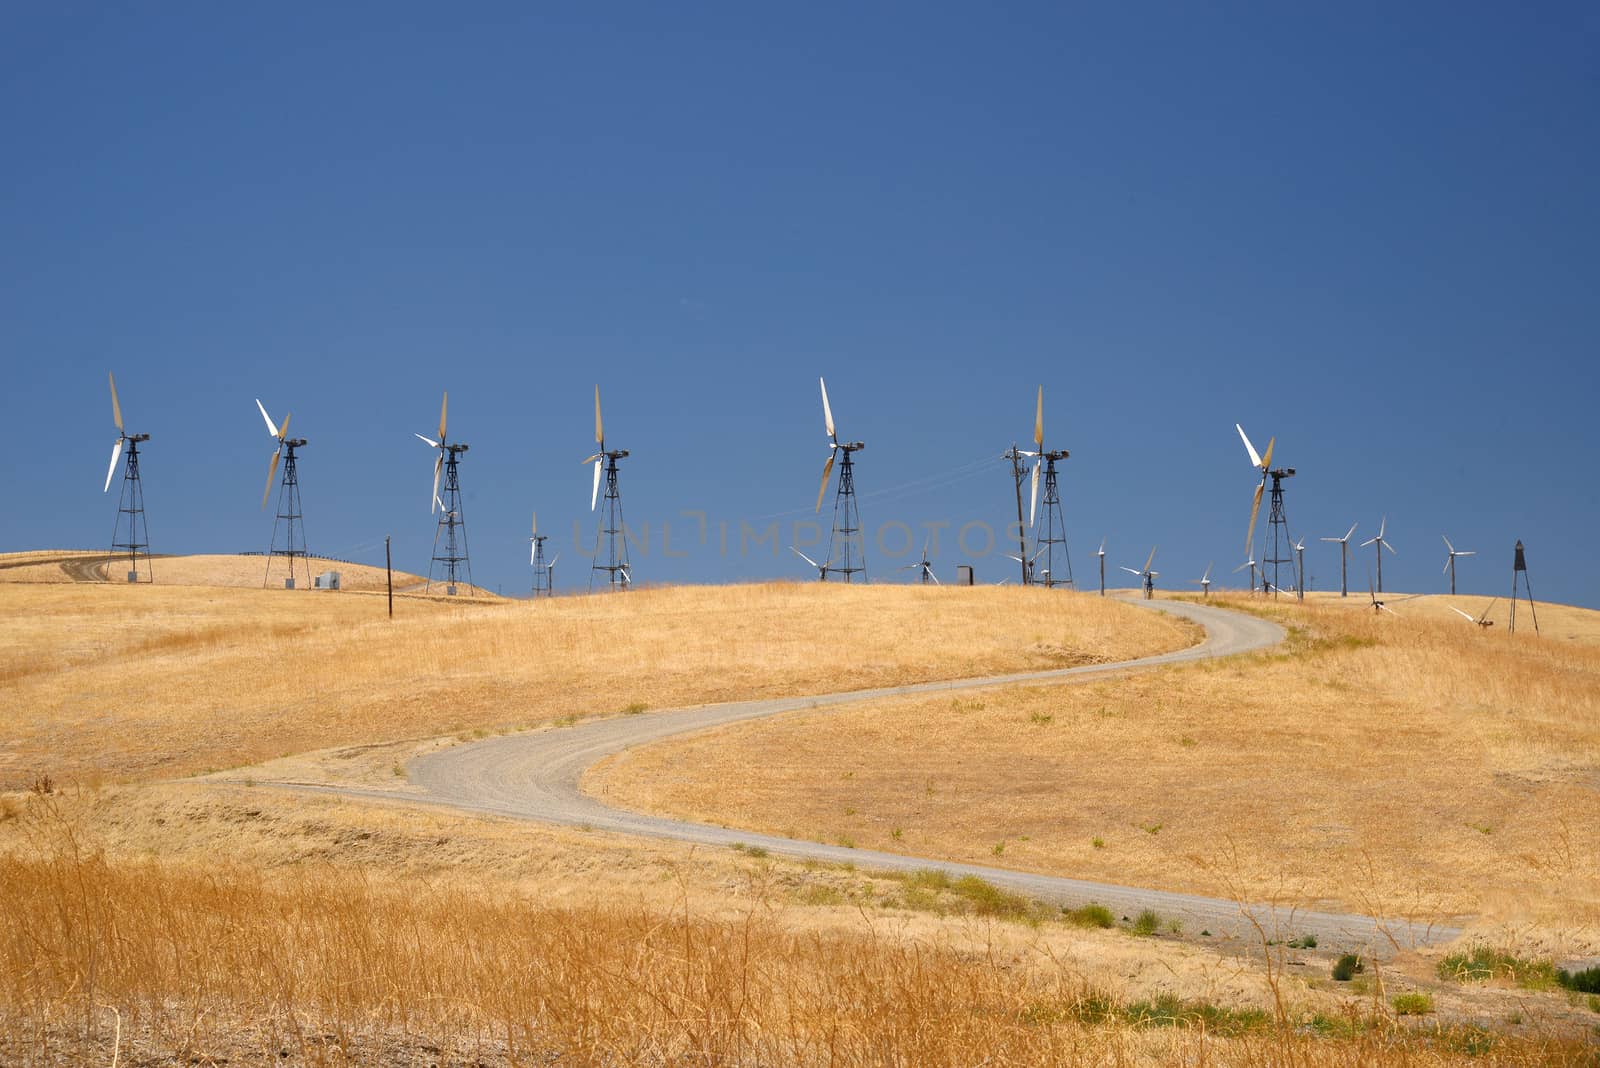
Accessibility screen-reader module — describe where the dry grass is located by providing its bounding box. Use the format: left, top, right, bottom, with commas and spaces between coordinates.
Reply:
3, 790, 1595, 1066
0, 577, 1192, 788
595, 593, 1600, 935
0, 550, 440, 592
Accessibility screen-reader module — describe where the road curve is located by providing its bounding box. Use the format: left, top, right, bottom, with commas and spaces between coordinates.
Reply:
364, 597, 1460, 955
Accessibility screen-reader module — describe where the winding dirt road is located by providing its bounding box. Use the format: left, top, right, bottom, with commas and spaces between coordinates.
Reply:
265, 598, 1461, 956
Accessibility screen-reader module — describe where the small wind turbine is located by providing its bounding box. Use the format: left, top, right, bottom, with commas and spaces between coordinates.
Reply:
815, 377, 866, 582
1320, 522, 1358, 598
103, 373, 154, 582
530, 512, 555, 596
1294, 537, 1306, 600
1234, 548, 1259, 593
583, 386, 632, 591
1193, 561, 1214, 599
1442, 535, 1475, 596
791, 546, 828, 581
1360, 516, 1397, 593
1368, 571, 1398, 615
1448, 598, 1495, 630
415, 391, 472, 595
1096, 537, 1106, 596
899, 536, 940, 584
255, 398, 310, 589
1120, 546, 1158, 600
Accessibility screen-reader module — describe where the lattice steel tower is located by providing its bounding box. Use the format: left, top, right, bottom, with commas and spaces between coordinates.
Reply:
430, 445, 473, 595
585, 386, 631, 592
415, 392, 472, 596
1033, 451, 1074, 589
823, 443, 866, 582
530, 512, 555, 597
255, 399, 309, 589
102, 373, 153, 583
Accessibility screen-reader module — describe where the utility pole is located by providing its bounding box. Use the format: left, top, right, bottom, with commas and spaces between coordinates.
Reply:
385, 536, 393, 619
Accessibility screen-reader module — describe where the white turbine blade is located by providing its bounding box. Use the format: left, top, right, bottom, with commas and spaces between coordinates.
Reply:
1443, 556, 1452, 576
109, 372, 123, 432
819, 376, 835, 438
929, 569, 940, 585
1378, 603, 1399, 616
1029, 460, 1040, 526
1458, 550, 1476, 558
1360, 536, 1378, 548
1378, 514, 1387, 539
531, 540, 537, 566
1004, 554, 1023, 564
415, 432, 439, 448
1148, 571, 1160, 578
1449, 606, 1474, 621
262, 447, 282, 509
1232, 560, 1252, 573
593, 384, 603, 445
550, 553, 560, 569
255, 398, 279, 439
1119, 566, 1141, 576
1202, 562, 1213, 583
103, 438, 123, 492
532, 511, 538, 537
1235, 423, 1261, 468
1344, 522, 1358, 542
1320, 537, 1340, 543
1143, 546, 1157, 572
1097, 537, 1105, 556
431, 454, 443, 512
1442, 534, 1455, 554
439, 391, 449, 443
1384, 539, 1398, 556
591, 458, 603, 511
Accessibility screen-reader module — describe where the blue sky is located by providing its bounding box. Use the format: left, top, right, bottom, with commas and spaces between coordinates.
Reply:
2, 3, 1596, 603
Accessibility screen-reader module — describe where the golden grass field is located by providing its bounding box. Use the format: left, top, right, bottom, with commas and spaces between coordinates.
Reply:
3, 556, 1599, 1064
0, 565, 1190, 789
0, 549, 446, 592
596, 593, 1600, 934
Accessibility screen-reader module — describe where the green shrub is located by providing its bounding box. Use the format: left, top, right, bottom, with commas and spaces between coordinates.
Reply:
1557, 966, 1600, 994
1332, 954, 1364, 982
1438, 944, 1557, 989
1391, 991, 1434, 1016
1064, 903, 1115, 929
1132, 909, 1160, 936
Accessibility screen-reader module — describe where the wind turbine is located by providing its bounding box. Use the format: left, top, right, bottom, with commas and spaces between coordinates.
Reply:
1095, 537, 1107, 596
1294, 537, 1306, 600
1233, 547, 1259, 593
255, 398, 311, 589
1193, 561, 1214, 599
815, 377, 866, 582
1368, 571, 1398, 615
899, 536, 940, 584
1120, 547, 1159, 600
102, 373, 153, 582
530, 512, 555, 596
1360, 516, 1396, 594
1442, 535, 1475, 596
1237, 423, 1297, 597
415, 392, 472, 595
1320, 522, 1358, 598
1020, 386, 1072, 588
1448, 598, 1495, 630
583, 386, 632, 592
790, 546, 827, 581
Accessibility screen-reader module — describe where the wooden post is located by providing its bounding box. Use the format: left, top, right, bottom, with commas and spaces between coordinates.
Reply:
385, 536, 393, 619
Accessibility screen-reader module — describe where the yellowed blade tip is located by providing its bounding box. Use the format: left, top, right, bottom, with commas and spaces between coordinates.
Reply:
439, 392, 448, 442
1260, 436, 1275, 471
594, 385, 603, 443
109, 372, 123, 431
262, 449, 281, 509
1033, 386, 1043, 446
278, 411, 291, 439
816, 454, 835, 512
1246, 484, 1264, 551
